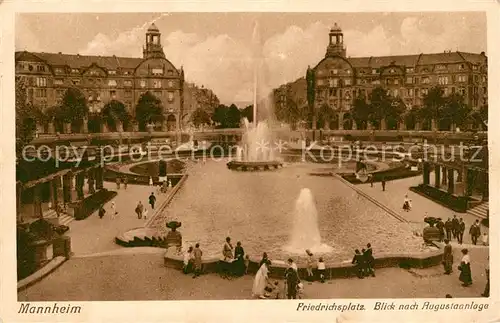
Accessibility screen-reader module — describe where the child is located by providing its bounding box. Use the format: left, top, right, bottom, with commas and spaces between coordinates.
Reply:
244, 255, 250, 275
297, 281, 304, 299
317, 257, 326, 283
268, 281, 281, 299
306, 249, 314, 281
143, 209, 149, 221
481, 232, 489, 246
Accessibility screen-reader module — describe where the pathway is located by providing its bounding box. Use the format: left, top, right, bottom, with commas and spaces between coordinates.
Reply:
356, 175, 489, 246
18, 246, 489, 301
65, 181, 171, 256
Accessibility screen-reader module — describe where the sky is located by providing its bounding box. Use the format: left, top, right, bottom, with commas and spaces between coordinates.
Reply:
16, 12, 486, 105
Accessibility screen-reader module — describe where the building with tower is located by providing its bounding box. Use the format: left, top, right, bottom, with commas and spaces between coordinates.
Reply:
15, 23, 215, 133
275, 23, 488, 131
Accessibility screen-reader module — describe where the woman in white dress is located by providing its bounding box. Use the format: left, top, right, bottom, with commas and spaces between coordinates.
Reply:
252, 260, 270, 299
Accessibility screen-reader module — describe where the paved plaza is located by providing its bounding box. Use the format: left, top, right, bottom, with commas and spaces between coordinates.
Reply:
18, 246, 488, 301
66, 181, 171, 256
18, 167, 490, 301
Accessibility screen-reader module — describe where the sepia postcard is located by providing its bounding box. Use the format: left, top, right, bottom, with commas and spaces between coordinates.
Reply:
0, 0, 499, 322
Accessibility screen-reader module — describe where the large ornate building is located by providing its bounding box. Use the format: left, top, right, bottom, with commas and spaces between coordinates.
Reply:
275, 23, 488, 131
15, 23, 216, 132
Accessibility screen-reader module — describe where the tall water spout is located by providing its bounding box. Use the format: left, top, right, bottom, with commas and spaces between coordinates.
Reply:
285, 188, 333, 254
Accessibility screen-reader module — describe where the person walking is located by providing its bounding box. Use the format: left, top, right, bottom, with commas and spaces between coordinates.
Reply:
305, 250, 314, 281
285, 258, 300, 299
369, 174, 374, 187
123, 176, 128, 190
149, 177, 153, 186
252, 260, 271, 299
458, 218, 465, 244
481, 257, 489, 297
381, 178, 386, 191
469, 220, 481, 245
149, 192, 156, 210
442, 239, 453, 275
364, 243, 375, 277
116, 177, 121, 189
135, 201, 144, 219
458, 248, 472, 287
436, 218, 445, 242
98, 206, 106, 219
445, 218, 453, 241
452, 215, 460, 240
193, 243, 203, 278
110, 201, 117, 219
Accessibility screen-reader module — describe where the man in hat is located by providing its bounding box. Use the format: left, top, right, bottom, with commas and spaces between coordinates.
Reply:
469, 219, 481, 245
193, 243, 203, 278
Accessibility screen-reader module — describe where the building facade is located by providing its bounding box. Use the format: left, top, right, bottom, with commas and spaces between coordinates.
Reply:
275, 23, 488, 131
15, 23, 215, 132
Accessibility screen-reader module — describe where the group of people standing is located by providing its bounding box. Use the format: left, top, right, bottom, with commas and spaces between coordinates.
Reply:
435, 216, 486, 246
351, 243, 375, 278
182, 243, 204, 278
115, 176, 128, 190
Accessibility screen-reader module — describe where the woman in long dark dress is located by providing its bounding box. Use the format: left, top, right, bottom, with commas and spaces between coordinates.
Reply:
234, 241, 245, 276
458, 248, 472, 286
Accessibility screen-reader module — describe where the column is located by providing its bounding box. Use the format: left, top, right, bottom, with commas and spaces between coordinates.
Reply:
434, 164, 441, 188
398, 121, 406, 131
482, 172, 489, 201
63, 173, 77, 203
447, 168, 455, 194
82, 116, 89, 133
64, 122, 72, 134
415, 121, 421, 131
33, 185, 42, 218
338, 113, 344, 130
442, 167, 448, 185
161, 120, 168, 132
457, 170, 463, 183
431, 119, 437, 131
101, 122, 109, 133
367, 121, 373, 130
48, 121, 55, 134
423, 162, 430, 185
463, 168, 471, 197
75, 172, 85, 200
95, 148, 104, 190
87, 169, 96, 195
380, 118, 387, 130
49, 178, 58, 208
351, 121, 357, 130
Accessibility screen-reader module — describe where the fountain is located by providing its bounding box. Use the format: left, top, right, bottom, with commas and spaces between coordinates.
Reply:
285, 188, 333, 254
227, 21, 283, 171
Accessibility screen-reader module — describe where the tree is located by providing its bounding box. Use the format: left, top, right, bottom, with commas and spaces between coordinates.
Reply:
15, 77, 36, 156
351, 94, 370, 129
59, 88, 88, 130
368, 87, 398, 129
226, 104, 241, 128
275, 97, 301, 128
191, 108, 211, 127
317, 103, 336, 129
135, 91, 164, 130
212, 104, 228, 128
421, 86, 446, 129
441, 93, 471, 130
241, 105, 254, 123
102, 100, 131, 131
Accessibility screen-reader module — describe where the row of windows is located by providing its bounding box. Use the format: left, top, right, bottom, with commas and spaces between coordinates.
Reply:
316, 74, 486, 88
33, 77, 176, 88
84, 90, 176, 102
317, 63, 481, 77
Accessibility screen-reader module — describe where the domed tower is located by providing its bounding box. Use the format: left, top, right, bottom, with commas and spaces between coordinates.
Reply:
143, 23, 165, 59
325, 23, 346, 58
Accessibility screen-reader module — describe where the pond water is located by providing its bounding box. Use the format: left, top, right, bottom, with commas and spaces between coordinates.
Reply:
153, 159, 424, 263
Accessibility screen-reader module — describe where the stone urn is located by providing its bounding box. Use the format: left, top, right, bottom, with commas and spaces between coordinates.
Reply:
165, 221, 182, 252
423, 217, 440, 244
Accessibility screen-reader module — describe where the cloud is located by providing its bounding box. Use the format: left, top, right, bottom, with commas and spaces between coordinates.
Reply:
78, 16, 484, 104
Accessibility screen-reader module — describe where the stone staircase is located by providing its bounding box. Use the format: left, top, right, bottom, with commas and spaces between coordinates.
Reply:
43, 209, 75, 226
467, 201, 489, 219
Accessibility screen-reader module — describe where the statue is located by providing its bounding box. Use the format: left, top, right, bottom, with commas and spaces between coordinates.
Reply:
165, 221, 182, 252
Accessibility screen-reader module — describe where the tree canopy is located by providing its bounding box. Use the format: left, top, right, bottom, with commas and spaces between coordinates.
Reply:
102, 100, 131, 130
190, 108, 211, 127
211, 104, 241, 128
58, 87, 88, 123
135, 91, 165, 130
421, 86, 471, 130
15, 77, 36, 156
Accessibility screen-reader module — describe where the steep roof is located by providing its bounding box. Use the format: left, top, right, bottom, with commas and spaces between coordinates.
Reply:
16, 51, 143, 70
347, 51, 486, 68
